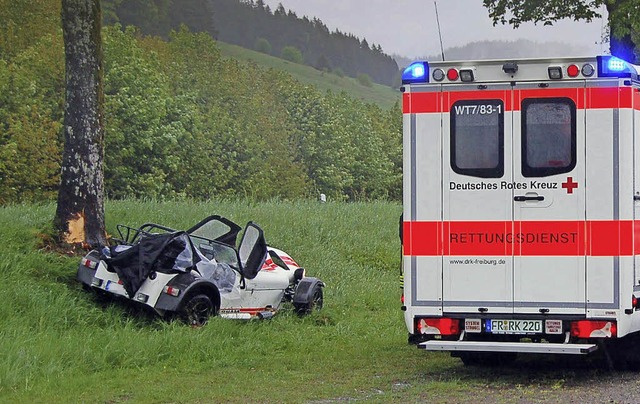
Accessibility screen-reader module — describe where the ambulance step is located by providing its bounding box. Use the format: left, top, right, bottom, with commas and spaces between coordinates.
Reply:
418, 340, 597, 355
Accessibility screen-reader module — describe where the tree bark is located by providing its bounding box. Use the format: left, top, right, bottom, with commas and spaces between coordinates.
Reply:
55, 0, 107, 248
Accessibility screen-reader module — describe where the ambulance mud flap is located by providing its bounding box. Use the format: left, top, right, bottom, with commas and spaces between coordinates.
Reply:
418, 340, 597, 355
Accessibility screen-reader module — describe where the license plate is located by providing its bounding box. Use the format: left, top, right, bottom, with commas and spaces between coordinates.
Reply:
105, 279, 125, 294
486, 319, 542, 334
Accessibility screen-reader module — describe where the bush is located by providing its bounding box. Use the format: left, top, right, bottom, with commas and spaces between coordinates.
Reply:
254, 37, 271, 54
281, 46, 303, 64
357, 73, 373, 87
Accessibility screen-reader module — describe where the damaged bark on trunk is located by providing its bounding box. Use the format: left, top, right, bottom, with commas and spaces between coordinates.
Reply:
55, 0, 107, 247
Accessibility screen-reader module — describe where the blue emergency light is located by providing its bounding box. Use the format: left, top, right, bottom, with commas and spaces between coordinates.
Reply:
597, 55, 636, 78
402, 61, 429, 84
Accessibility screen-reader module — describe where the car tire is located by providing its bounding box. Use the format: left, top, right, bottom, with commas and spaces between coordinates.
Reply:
179, 293, 216, 326
293, 283, 323, 315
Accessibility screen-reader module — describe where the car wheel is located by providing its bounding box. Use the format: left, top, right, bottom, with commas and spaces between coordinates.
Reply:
179, 294, 216, 326
294, 283, 323, 315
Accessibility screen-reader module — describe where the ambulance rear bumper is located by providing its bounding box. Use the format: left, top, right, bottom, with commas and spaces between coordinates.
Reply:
418, 340, 598, 355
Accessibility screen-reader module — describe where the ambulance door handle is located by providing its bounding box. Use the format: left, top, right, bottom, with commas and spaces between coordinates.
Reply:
514, 195, 544, 202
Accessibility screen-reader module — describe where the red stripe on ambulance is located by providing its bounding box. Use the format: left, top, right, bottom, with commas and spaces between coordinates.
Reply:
402, 87, 635, 114
403, 220, 640, 257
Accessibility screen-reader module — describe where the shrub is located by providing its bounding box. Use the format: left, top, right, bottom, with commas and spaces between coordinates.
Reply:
254, 37, 271, 54
281, 46, 303, 64
357, 73, 373, 87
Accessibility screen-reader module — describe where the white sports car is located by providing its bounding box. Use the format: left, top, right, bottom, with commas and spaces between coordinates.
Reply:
77, 215, 324, 325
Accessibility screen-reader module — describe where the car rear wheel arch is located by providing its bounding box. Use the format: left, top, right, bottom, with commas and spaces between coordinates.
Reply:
182, 282, 220, 311
178, 282, 221, 324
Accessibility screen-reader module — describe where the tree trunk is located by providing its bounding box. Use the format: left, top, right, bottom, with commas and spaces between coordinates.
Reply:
55, 0, 107, 248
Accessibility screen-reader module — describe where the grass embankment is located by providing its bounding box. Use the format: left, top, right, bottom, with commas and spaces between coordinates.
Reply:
217, 41, 401, 110
0, 201, 617, 403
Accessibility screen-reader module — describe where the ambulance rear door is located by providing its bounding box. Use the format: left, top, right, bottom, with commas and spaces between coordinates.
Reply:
512, 82, 586, 315
442, 83, 514, 314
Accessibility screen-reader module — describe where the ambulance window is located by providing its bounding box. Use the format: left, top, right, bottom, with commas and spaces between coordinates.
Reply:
522, 98, 576, 177
451, 100, 504, 178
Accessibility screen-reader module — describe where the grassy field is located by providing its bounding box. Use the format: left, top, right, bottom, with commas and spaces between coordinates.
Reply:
217, 41, 401, 110
0, 200, 622, 403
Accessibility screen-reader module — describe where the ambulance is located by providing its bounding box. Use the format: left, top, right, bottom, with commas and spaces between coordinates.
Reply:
400, 56, 640, 367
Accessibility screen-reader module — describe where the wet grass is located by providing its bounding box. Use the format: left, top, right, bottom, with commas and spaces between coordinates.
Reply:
0, 200, 632, 403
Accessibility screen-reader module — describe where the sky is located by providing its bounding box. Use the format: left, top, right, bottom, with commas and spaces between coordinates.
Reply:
260, 0, 608, 58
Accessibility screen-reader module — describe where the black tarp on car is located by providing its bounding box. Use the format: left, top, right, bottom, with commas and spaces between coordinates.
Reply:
104, 232, 199, 297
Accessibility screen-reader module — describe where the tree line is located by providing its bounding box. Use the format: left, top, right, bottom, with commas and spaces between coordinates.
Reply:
100, 0, 400, 87
102, 0, 218, 39
210, 0, 400, 86
0, 2, 401, 205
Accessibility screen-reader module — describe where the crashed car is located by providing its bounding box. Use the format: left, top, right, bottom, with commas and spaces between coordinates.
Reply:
77, 215, 324, 325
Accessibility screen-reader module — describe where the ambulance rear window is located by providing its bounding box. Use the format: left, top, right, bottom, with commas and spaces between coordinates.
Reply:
522, 98, 576, 177
451, 100, 504, 178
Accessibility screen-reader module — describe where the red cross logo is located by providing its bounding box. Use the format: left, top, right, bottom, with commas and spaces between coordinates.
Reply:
562, 177, 578, 194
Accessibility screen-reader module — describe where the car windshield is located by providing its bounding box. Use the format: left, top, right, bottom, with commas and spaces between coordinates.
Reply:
192, 237, 239, 269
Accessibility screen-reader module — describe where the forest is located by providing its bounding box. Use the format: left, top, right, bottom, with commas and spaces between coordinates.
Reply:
0, 1, 402, 205
101, 0, 401, 87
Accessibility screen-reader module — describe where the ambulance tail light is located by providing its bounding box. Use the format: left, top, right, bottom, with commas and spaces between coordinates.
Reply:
597, 55, 635, 78
633, 295, 640, 310
402, 62, 429, 84
570, 320, 617, 338
416, 317, 460, 336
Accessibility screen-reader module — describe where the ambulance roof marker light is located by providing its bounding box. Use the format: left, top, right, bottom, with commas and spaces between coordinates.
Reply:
459, 69, 475, 82
548, 66, 563, 80
402, 61, 429, 84
502, 62, 518, 75
567, 64, 580, 78
597, 55, 635, 78
432, 68, 445, 81
581, 63, 595, 77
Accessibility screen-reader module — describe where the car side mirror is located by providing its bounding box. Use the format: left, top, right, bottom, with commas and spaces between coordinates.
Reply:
238, 222, 267, 280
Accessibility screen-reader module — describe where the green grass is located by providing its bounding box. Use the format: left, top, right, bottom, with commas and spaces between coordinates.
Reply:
217, 41, 401, 110
0, 201, 621, 403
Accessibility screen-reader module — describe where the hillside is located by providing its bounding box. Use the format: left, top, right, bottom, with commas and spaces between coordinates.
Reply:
209, 0, 399, 87
217, 41, 400, 109
101, 0, 400, 87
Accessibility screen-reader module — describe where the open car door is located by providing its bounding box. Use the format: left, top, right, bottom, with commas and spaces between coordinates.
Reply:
187, 215, 242, 246
238, 222, 268, 280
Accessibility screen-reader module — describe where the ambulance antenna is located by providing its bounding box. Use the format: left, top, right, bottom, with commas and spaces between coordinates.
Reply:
434, 1, 445, 61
